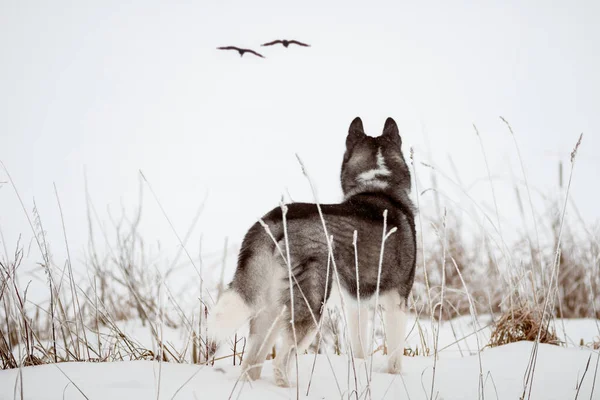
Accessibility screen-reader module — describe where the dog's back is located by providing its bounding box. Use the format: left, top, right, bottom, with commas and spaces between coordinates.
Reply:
208, 117, 416, 386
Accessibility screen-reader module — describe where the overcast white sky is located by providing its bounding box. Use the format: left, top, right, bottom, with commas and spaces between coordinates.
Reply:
1, 1, 599, 281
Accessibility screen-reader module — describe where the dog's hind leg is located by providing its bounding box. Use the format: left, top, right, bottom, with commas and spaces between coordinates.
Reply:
272, 257, 326, 387
273, 320, 318, 387
381, 291, 407, 374
241, 305, 284, 381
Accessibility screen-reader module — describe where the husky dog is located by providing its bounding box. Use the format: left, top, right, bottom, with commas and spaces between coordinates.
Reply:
207, 117, 416, 387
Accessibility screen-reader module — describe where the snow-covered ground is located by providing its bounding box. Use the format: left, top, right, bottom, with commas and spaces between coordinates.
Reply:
2, 316, 598, 399
0, 342, 598, 400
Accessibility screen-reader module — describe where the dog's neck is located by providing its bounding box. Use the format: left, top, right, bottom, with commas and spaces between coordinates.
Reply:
344, 186, 416, 214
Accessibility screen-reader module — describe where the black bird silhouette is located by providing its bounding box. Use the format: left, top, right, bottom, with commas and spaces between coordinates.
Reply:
217, 46, 265, 58
261, 39, 310, 48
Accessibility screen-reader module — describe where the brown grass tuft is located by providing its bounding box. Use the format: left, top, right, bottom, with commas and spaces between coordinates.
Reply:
489, 307, 560, 347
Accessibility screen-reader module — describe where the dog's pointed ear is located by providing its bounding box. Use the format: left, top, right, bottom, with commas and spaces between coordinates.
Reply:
381, 117, 401, 147
346, 117, 365, 150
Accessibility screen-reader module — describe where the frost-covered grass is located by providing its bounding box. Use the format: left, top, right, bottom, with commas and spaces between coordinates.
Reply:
1, 125, 599, 399
1, 208, 599, 399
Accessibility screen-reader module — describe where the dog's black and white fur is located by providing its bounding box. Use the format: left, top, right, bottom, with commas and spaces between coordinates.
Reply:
208, 117, 416, 386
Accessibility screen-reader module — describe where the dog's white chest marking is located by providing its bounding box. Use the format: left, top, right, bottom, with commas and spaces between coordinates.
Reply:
357, 148, 391, 184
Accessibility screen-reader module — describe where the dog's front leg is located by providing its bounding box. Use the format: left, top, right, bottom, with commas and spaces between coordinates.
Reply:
348, 305, 369, 359
381, 291, 407, 374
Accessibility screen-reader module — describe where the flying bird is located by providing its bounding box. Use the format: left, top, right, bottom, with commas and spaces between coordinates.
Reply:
261, 39, 310, 48
217, 46, 265, 58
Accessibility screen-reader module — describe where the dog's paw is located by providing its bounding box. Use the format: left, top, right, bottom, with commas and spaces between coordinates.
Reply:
273, 368, 291, 387
387, 356, 403, 374
275, 376, 291, 387
241, 366, 262, 381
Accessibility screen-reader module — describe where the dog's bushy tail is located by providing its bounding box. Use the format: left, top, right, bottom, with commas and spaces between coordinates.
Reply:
206, 289, 253, 345
206, 219, 283, 349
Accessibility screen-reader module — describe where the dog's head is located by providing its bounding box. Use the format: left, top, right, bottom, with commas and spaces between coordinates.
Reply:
341, 117, 411, 199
